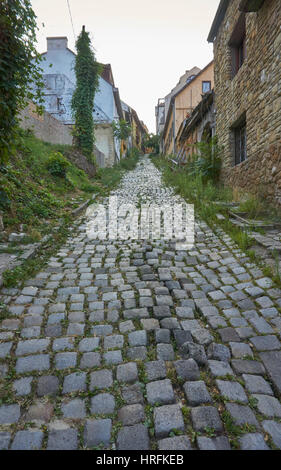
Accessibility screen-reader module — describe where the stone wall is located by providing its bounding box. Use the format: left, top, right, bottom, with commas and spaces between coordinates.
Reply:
213, 0, 281, 203
19, 102, 73, 146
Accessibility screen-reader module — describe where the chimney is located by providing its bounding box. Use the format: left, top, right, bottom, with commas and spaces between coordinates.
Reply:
47, 37, 68, 51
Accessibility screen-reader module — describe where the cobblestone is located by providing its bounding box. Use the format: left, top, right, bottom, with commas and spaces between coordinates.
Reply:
1, 156, 281, 450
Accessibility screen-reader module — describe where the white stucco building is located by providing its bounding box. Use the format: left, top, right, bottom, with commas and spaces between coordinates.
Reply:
39, 37, 124, 167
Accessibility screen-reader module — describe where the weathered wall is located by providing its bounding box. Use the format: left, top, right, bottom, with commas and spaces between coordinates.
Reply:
175, 63, 214, 136
95, 124, 116, 168
213, 0, 281, 203
19, 102, 73, 146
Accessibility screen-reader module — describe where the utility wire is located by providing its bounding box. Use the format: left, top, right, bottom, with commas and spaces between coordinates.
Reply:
67, 0, 76, 42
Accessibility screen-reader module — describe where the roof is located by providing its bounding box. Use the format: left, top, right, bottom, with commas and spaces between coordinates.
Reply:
113, 87, 124, 120
100, 64, 115, 87
178, 90, 214, 142
207, 0, 231, 43
163, 61, 214, 138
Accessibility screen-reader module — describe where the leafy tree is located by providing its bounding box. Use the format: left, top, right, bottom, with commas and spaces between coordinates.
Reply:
112, 119, 132, 141
71, 26, 101, 160
0, 0, 44, 162
143, 133, 160, 154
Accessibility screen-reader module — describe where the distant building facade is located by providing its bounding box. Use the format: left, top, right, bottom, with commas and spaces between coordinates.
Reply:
162, 62, 214, 155
39, 37, 124, 167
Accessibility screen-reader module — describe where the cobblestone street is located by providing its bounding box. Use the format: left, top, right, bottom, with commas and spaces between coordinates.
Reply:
1, 156, 281, 450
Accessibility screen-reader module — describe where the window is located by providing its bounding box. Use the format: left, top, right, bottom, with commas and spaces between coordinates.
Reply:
229, 14, 246, 78
202, 81, 211, 93
234, 120, 247, 165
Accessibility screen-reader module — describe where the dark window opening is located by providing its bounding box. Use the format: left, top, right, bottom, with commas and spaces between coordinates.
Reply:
229, 14, 246, 78
202, 81, 211, 94
234, 120, 247, 165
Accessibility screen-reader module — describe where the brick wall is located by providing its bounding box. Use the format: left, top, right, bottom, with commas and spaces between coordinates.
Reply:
213, 0, 281, 203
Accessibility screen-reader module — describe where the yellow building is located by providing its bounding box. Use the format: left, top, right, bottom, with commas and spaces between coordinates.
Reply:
162, 61, 214, 156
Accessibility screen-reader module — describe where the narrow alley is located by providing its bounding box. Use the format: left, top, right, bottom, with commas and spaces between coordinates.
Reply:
1, 156, 280, 450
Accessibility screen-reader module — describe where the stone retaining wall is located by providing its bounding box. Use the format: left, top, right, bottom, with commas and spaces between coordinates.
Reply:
18, 102, 73, 146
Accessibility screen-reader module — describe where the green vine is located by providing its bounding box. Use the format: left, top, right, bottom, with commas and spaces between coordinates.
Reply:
112, 119, 132, 141
0, 0, 45, 163
71, 26, 102, 160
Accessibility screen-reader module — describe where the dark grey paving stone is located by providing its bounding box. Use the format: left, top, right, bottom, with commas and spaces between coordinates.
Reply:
251, 335, 281, 351
230, 342, 253, 358
117, 362, 138, 383
104, 334, 124, 350
37, 375, 59, 397
161, 318, 181, 330
207, 343, 231, 362
262, 420, 281, 449
231, 359, 265, 376
63, 372, 86, 394
13, 377, 33, 396
123, 308, 149, 320
183, 381, 212, 406
252, 394, 281, 417
90, 369, 113, 390
249, 318, 274, 334
55, 352, 77, 370
236, 327, 255, 339
52, 337, 76, 352
45, 325, 62, 337
154, 404, 184, 438
127, 346, 147, 361
259, 351, 281, 394
117, 423, 150, 450
191, 328, 213, 346
157, 343, 175, 360
158, 436, 192, 450
219, 328, 241, 343
0, 432, 11, 450
216, 380, 248, 403
80, 352, 101, 369
174, 359, 200, 381
118, 404, 145, 426
121, 383, 144, 404
225, 403, 258, 427
0, 404, 20, 424
173, 330, 193, 348
47, 428, 78, 450
104, 350, 123, 365
155, 329, 170, 344
145, 360, 167, 381
90, 393, 115, 415
16, 354, 50, 373
239, 433, 269, 450
191, 406, 223, 433
197, 436, 231, 450
11, 431, 43, 450
84, 418, 112, 448
0, 342, 12, 358
146, 379, 175, 405
180, 342, 207, 366
91, 325, 113, 337
242, 374, 273, 396
61, 398, 86, 418
128, 330, 147, 347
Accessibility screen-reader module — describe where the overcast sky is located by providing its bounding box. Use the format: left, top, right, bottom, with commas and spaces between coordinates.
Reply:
32, 0, 220, 133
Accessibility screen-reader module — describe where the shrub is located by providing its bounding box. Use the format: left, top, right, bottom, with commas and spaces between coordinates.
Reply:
46, 152, 70, 178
